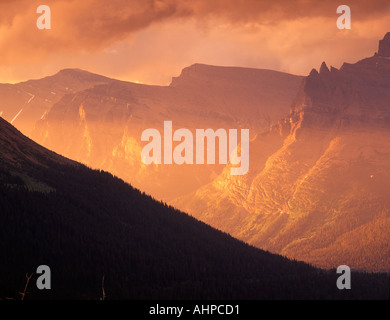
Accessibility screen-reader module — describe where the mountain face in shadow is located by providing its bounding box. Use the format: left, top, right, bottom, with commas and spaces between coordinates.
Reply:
1, 34, 389, 277
0, 117, 388, 299
29, 64, 302, 201
173, 34, 390, 273
0, 69, 113, 136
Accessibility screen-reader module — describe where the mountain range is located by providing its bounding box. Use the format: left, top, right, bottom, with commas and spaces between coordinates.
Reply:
2, 116, 388, 299
26, 64, 302, 201
174, 33, 390, 272
1, 33, 389, 275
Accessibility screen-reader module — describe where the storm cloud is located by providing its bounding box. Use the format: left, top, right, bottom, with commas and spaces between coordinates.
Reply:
1, 0, 389, 83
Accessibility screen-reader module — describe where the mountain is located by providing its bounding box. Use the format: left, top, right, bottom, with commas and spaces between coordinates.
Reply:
1, 117, 388, 299
173, 33, 390, 273
30, 64, 303, 200
170, 64, 303, 128
0, 69, 113, 136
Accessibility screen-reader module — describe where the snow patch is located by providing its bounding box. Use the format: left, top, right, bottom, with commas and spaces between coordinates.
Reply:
41, 111, 47, 120
11, 109, 23, 124
27, 93, 35, 104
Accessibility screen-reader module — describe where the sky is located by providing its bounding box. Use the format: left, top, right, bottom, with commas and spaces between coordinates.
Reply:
1, 0, 390, 84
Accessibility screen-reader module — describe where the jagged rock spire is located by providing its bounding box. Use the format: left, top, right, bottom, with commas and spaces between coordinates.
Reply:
319, 62, 330, 74
378, 32, 390, 57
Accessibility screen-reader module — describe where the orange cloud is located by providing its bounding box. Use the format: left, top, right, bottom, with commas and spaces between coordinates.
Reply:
0, 0, 390, 83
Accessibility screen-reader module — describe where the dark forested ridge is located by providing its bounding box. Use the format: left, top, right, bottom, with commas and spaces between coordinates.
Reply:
0, 117, 388, 299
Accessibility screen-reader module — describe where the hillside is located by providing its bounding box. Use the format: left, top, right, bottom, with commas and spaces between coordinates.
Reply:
0, 69, 113, 136
0, 117, 388, 299
173, 33, 390, 273
30, 64, 303, 200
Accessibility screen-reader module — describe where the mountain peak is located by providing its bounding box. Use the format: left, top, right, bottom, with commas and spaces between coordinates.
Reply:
292, 33, 390, 129
309, 68, 319, 77
378, 32, 390, 57
319, 62, 330, 74
54, 68, 112, 81
57, 68, 86, 74
170, 63, 302, 88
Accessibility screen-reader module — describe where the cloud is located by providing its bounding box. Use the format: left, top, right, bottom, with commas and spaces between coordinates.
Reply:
0, 0, 390, 83
0, 0, 192, 62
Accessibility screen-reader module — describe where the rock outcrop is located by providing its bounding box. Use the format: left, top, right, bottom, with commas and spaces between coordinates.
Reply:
378, 32, 390, 57
173, 33, 390, 272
